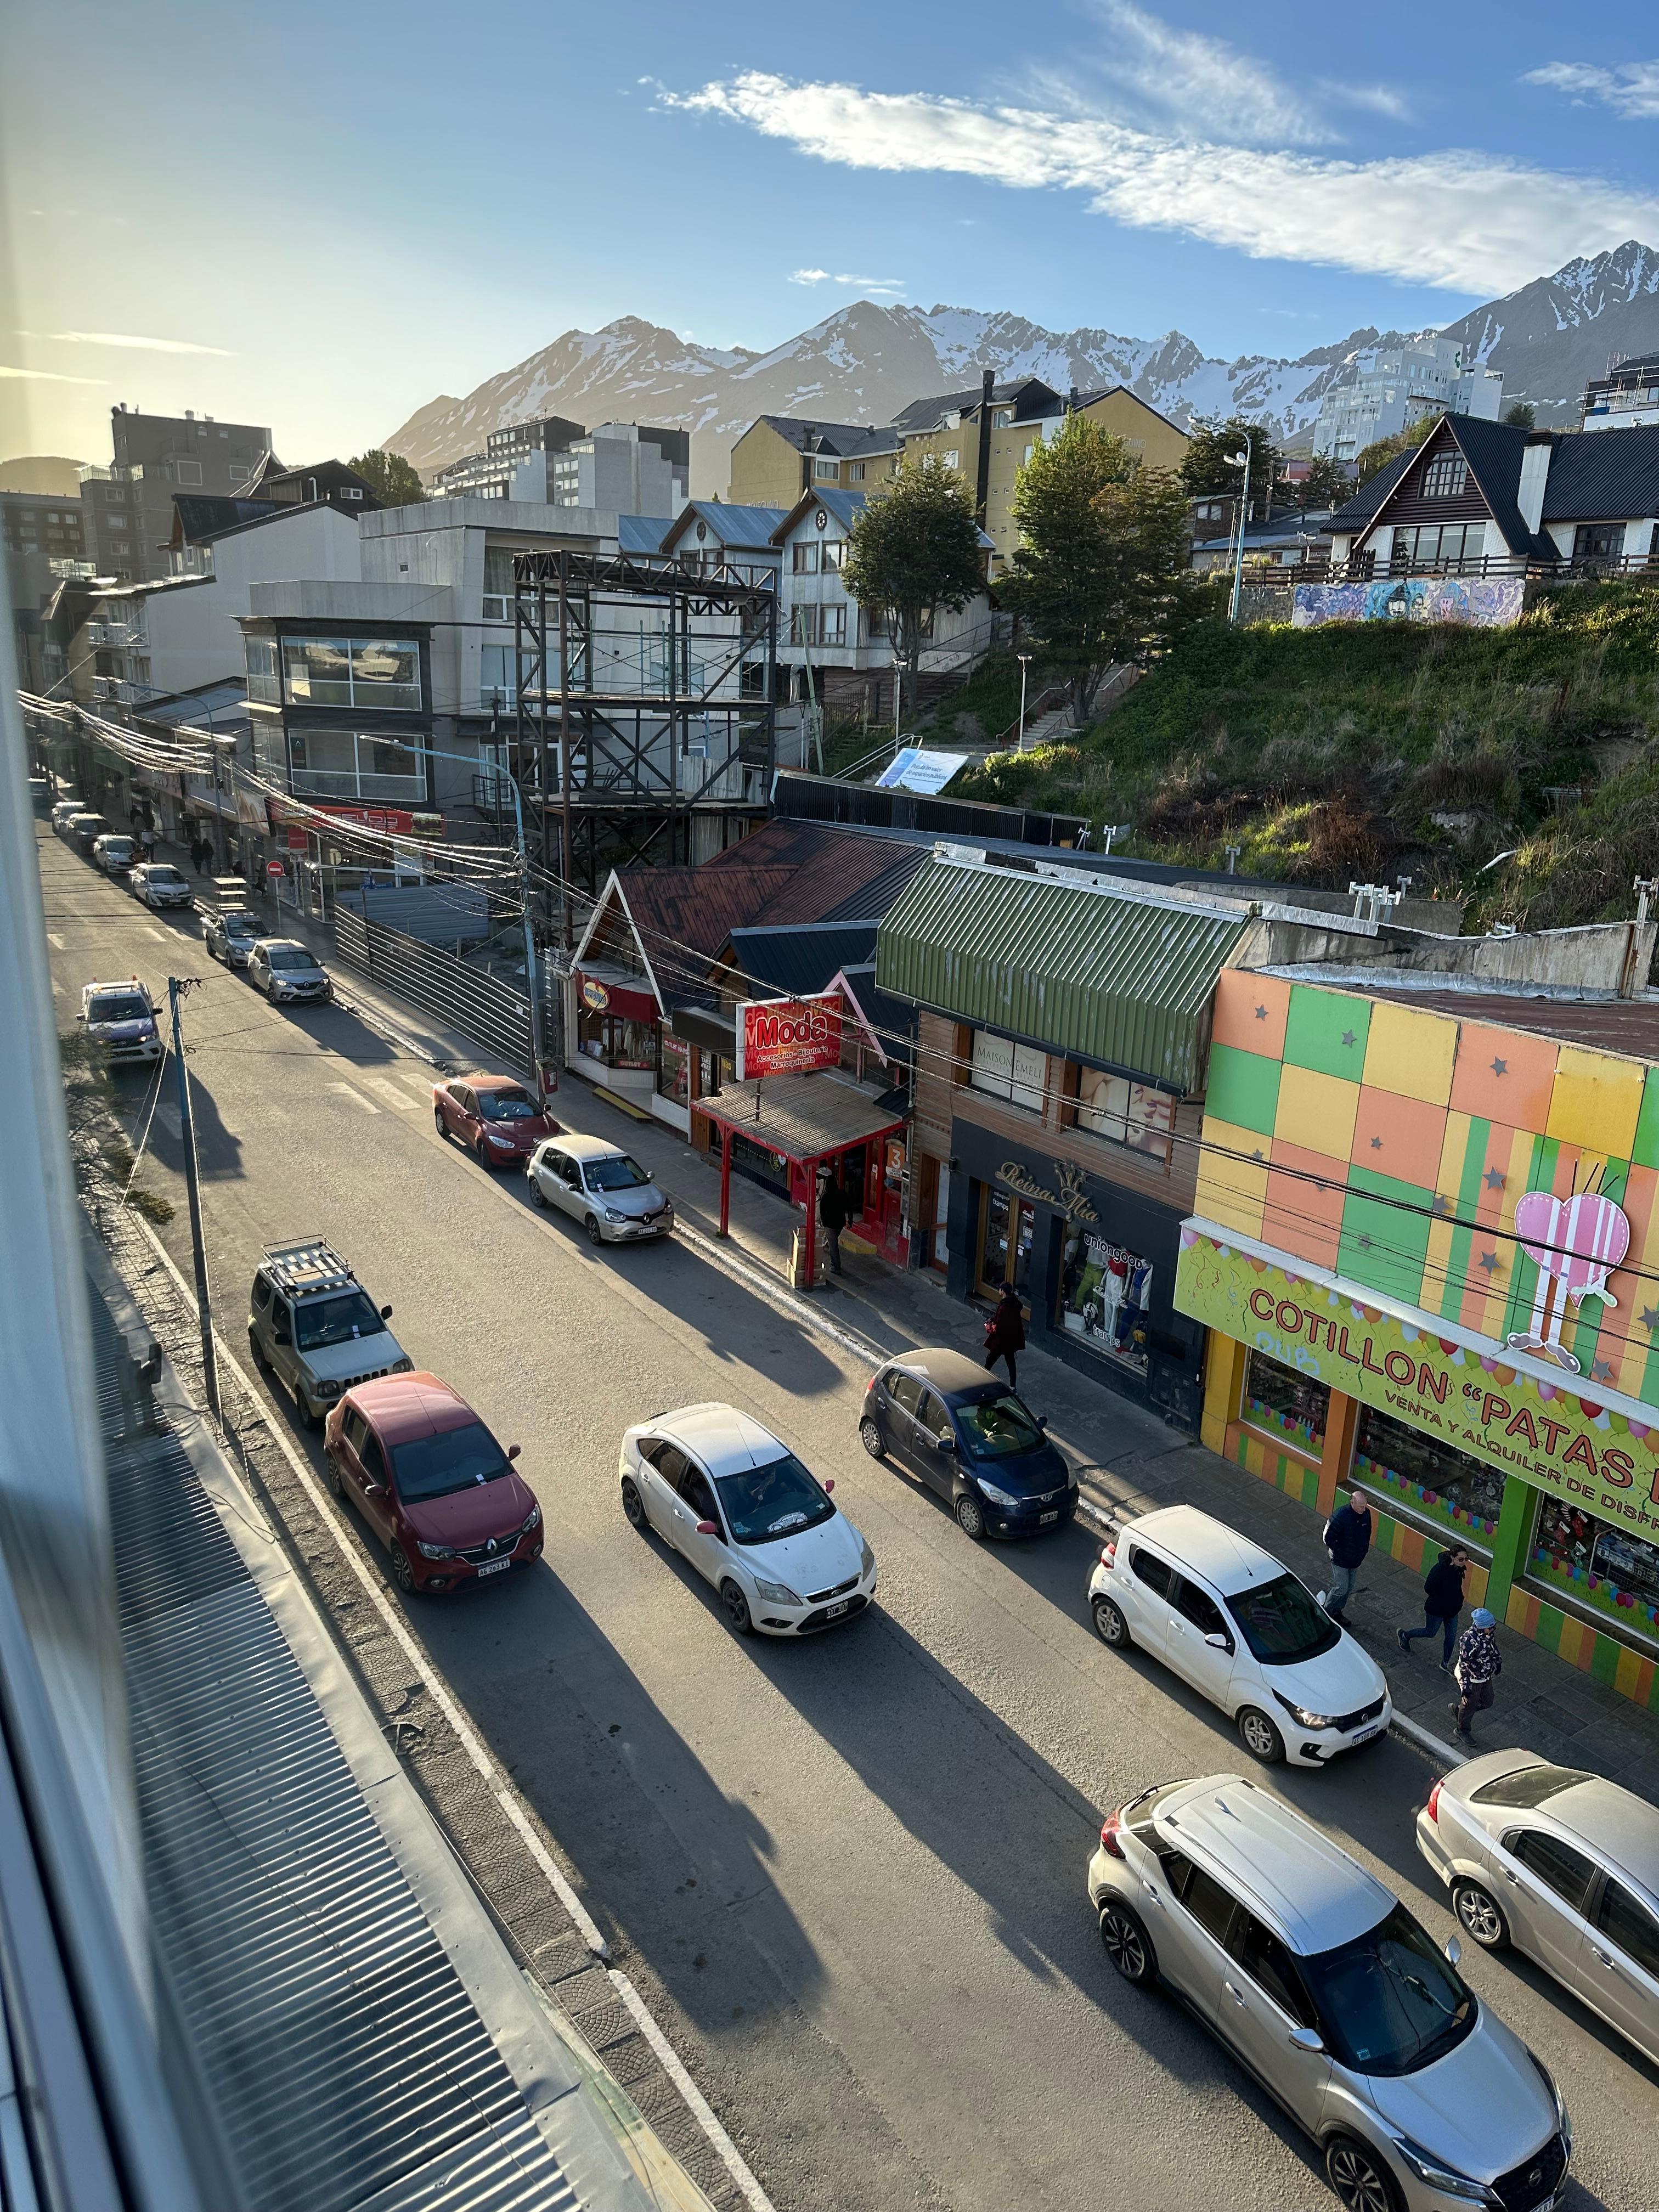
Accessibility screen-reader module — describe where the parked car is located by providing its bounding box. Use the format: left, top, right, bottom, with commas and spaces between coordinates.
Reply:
860, 1346, 1076, 1540
247, 937, 333, 1005
618, 1403, 875, 1637
78, 979, 162, 1066
1416, 1750, 1659, 2066
325, 1373, 541, 1598
129, 860, 194, 911
1087, 1505, 1391, 1768
202, 904, 263, 967
50, 797, 83, 835
528, 1134, 673, 1244
92, 831, 136, 878
433, 1073, 558, 1166
28, 775, 51, 815
1088, 1771, 1570, 2212
68, 812, 109, 857
247, 1237, 411, 1430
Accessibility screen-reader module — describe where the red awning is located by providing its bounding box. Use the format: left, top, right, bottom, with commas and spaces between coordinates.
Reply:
576, 972, 659, 1023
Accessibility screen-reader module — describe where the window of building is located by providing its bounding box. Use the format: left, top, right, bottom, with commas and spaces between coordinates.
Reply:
1353, 1404, 1504, 1550
286, 729, 425, 801
1389, 523, 1480, 571
1573, 523, 1621, 561
994, 409, 1012, 426
174, 460, 203, 486
942, 449, 960, 470
969, 1030, 1046, 1111
482, 543, 518, 620
281, 635, 421, 709
575, 1007, 657, 1071
813, 458, 838, 481
1420, 454, 1468, 500
847, 461, 865, 482
820, 602, 845, 646
1530, 1497, 1659, 1645
105, 487, 126, 503
340, 485, 364, 501
821, 539, 846, 572
977, 1188, 1033, 1300
1064, 1064, 1174, 1162
792, 541, 820, 574
1058, 1232, 1151, 1369
481, 642, 540, 706
1242, 1348, 1328, 1455
245, 635, 279, 703
1023, 443, 1036, 465
656, 1032, 690, 1108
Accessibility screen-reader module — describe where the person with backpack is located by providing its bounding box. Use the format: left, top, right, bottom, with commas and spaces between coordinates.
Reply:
1397, 1545, 1469, 1669
984, 1281, 1026, 1387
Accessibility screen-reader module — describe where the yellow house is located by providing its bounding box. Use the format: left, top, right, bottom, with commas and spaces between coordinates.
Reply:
727, 417, 900, 510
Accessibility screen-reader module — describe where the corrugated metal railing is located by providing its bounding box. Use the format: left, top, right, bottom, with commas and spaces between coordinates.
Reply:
335, 907, 534, 1075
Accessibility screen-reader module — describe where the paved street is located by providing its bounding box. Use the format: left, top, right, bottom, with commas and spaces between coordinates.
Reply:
39, 826, 1659, 2212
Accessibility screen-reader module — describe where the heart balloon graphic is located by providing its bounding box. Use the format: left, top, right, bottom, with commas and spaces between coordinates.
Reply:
1513, 1189, 1628, 1300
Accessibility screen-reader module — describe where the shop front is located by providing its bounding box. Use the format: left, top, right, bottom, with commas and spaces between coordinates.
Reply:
699, 1073, 909, 1286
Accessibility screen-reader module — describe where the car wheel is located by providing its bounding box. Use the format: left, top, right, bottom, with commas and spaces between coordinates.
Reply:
1237, 1706, 1285, 1765
1098, 1903, 1157, 1987
475, 1136, 490, 1169
528, 1171, 546, 1208
433, 1108, 447, 1141
859, 1417, 886, 1459
296, 1389, 323, 1433
266, 979, 279, 1003
585, 1214, 605, 1248
1452, 1880, 1510, 1951
1324, 2135, 1400, 2212
247, 1328, 267, 1374
620, 1477, 647, 1531
388, 1544, 421, 1598
1092, 1596, 1131, 1650
720, 1578, 753, 1635
954, 1491, 986, 1541
325, 1449, 343, 1497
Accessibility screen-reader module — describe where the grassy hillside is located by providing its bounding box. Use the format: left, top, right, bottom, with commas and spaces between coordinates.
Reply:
954, 586, 1659, 930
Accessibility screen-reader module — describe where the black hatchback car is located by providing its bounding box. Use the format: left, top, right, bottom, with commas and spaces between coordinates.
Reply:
859, 1345, 1077, 1540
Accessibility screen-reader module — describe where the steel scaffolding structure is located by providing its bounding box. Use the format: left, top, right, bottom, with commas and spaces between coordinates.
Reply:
511, 549, 777, 939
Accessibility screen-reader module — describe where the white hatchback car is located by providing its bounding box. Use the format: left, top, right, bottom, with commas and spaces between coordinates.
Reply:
619, 1403, 876, 1637
528, 1133, 674, 1245
1088, 1505, 1391, 1767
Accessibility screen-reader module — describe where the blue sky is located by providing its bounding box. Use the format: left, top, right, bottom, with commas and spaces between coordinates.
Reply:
4, 0, 1657, 465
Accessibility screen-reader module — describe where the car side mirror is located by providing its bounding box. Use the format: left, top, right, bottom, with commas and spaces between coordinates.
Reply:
935, 1434, 956, 1452
380, 1304, 393, 1319
1288, 2026, 1324, 2054
1036, 1414, 1049, 1430
696, 1520, 719, 1536
363, 1481, 386, 1499
1205, 1632, 1232, 1652
1445, 1935, 1462, 1967
76, 1011, 85, 1022
823, 1477, 835, 1493
507, 1444, 521, 1462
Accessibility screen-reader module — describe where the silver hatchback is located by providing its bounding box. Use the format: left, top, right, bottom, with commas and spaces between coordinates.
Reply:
526, 1134, 673, 1246
1417, 1749, 1659, 2066
1090, 1773, 1570, 2212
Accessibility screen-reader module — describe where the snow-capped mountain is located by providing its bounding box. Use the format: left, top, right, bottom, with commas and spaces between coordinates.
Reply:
384, 242, 1659, 495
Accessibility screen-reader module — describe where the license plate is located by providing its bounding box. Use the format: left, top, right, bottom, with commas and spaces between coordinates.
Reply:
1040, 1510, 1059, 1525
825, 1600, 849, 1618
1350, 1722, 1381, 1743
475, 1558, 511, 1577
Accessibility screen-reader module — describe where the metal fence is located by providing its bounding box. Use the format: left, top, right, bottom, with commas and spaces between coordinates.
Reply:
1242, 551, 1659, 587
334, 907, 537, 1076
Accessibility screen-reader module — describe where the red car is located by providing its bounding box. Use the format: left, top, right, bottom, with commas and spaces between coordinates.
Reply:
324, 1372, 542, 1595
432, 1072, 559, 1167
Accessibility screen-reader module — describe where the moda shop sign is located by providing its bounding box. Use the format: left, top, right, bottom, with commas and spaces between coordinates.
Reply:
1176, 1227, 1659, 1538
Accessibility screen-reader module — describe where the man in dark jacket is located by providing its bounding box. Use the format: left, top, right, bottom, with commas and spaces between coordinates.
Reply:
1451, 1608, 1502, 1742
1320, 1488, 1373, 1621
984, 1282, 1026, 1386
818, 1169, 849, 1275
1398, 1545, 1469, 1668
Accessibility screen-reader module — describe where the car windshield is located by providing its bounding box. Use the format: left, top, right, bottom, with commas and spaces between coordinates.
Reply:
391, 1421, 509, 1502
477, 1087, 537, 1121
1301, 1904, 1477, 2077
585, 1153, 650, 1190
953, 1389, 1045, 1459
224, 912, 258, 935
266, 945, 319, 972
102, 839, 133, 859
1224, 1572, 1341, 1666
1470, 1764, 1596, 1811
715, 1451, 836, 1546
147, 866, 185, 887
293, 1289, 385, 1350
88, 994, 149, 1024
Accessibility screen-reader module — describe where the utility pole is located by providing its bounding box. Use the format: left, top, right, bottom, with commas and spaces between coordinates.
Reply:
1228, 432, 1254, 624
1016, 653, 1031, 751
167, 977, 220, 1419
558, 548, 574, 949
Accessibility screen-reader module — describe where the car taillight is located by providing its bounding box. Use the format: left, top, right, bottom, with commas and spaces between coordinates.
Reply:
1100, 1541, 1116, 1568
1099, 1810, 1126, 1860
1426, 1781, 1442, 1824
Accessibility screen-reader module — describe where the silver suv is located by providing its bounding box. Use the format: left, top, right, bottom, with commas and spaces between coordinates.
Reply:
1088, 1772, 1570, 2212
202, 904, 262, 968
247, 938, 332, 1005
248, 1239, 411, 1430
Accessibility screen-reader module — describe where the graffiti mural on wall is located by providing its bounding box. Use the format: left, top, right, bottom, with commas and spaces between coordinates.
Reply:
1293, 575, 1526, 629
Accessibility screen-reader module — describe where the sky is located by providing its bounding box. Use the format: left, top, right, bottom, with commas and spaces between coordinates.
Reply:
3, 0, 1658, 467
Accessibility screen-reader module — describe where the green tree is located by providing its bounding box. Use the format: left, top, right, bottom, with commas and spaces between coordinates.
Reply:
347, 448, 426, 506
1504, 400, 1537, 430
1000, 416, 1198, 721
840, 456, 986, 725
1352, 411, 1437, 486
1288, 452, 1350, 512
1179, 415, 1283, 516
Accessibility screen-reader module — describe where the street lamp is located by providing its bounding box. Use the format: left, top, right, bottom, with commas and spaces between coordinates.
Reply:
1016, 653, 1031, 751
1227, 434, 1254, 624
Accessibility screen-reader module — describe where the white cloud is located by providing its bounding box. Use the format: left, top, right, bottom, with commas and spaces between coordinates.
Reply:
1523, 61, 1659, 121
1320, 80, 1414, 123
44, 329, 236, 356
1077, 0, 1327, 145
789, 267, 906, 293
664, 71, 1659, 294
0, 364, 105, 383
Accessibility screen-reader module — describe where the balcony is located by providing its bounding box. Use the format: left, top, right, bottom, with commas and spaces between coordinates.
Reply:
78, 463, 144, 484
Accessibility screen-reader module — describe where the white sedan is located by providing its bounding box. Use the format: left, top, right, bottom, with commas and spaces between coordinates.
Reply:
619, 1403, 876, 1637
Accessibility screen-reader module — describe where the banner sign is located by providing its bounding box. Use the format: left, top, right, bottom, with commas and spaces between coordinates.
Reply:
736, 992, 842, 1083
1176, 1227, 1659, 1539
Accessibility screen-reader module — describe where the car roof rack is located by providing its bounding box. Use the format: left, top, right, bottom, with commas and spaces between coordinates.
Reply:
259, 1238, 357, 1298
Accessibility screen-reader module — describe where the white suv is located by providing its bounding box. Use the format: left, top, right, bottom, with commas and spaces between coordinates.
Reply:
1088, 1773, 1570, 2212
1087, 1505, 1390, 1767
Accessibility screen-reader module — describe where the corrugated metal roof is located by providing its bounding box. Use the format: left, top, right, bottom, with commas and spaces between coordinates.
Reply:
874, 857, 1248, 1091
727, 921, 877, 999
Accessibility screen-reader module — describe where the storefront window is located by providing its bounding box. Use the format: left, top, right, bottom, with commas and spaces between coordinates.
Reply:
1057, 1231, 1151, 1369
1070, 1067, 1175, 1164
1530, 1500, 1659, 1644
576, 1007, 657, 1070
656, 1032, 690, 1107
1242, 1348, 1328, 1454
979, 1188, 1034, 1298
1353, 1406, 1504, 1550
970, 1031, 1046, 1113
931, 1163, 950, 1272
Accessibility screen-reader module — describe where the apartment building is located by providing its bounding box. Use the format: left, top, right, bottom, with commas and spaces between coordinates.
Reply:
79, 405, 276, 582
3, 489, 89, 687
432, 416, 689, 514
1581, 351, 1659, 433
1313, 340, 1503, 462
729, 417, 903, 510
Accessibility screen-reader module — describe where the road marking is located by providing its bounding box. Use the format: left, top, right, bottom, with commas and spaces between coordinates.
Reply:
48, 932, 65, 949
143, 927, 166, 941
362, 1075, 421, 1109
155, 1102, 182, 1139
326, 1081, 380, 1114
127, 1214, 775, 2212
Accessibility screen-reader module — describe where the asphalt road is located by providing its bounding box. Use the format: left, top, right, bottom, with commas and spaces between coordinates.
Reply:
39, 826, 1659, 2212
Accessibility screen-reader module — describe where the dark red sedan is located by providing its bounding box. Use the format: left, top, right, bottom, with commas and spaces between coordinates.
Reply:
324, 1372, 542, 1595
432, 1072, 559, 1168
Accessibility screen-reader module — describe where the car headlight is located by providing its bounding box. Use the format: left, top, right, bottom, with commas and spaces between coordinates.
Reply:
978, 1481, 1020, 1511
392, 1357, 414, 1374
601, 1205, 625, 1221
486, 1128, 515, 1146
1390, 2134, 1499, 2204
315, 1380, 341, 1401
859, 1536, 876, 1579
753, 1575, 803, 1606
1274, 1691, 1336, 1731
519, 1504, 541, 1537
416, 1541, 458, 1561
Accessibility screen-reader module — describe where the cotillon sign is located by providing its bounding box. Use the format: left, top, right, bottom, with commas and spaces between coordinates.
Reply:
1176, 1227, 1659, 1539
735, 993, 843, 1082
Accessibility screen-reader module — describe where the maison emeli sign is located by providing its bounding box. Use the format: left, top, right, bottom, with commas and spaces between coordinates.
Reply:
736, 994, 842, 1082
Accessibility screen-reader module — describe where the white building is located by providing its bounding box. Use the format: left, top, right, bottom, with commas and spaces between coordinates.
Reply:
1581, 351, 1659, 433
1313, 340, 1503, 461
432, 420, 689, 515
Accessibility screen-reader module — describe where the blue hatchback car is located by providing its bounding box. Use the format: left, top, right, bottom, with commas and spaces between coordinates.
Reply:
860, 1346, 1077, 1540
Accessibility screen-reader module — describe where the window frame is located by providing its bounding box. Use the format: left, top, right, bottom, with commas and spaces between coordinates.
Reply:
1595, 1877, 1659, 1979
1503, 1827, 1599, 1917
1420, 453, 1468, 501
1228, 1909, 1316, 2027
1128, 1544, 1175, 1600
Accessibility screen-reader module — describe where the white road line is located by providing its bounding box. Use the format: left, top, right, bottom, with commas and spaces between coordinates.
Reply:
48, 932, 65, 949
51, 980, 63, 997
125, 1217, 773, 2212
362, 1076, 420, 1109
155, 1102, 182, 1139
326, 1081, 379, 1113
143, 927, 166, 941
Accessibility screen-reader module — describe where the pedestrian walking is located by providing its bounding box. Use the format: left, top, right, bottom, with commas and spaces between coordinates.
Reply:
817, 1169, 848, 1276
1450, 1607, 1502, 1741
1319, 1487, 1373, 1620
140, 823, 157, 861
191, 835, 209, 876
983, 1280, 1026, 1387
1397, 1545, 1469, 1669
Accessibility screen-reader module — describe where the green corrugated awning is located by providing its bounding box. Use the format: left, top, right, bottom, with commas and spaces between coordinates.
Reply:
874, 857, 1249, 1092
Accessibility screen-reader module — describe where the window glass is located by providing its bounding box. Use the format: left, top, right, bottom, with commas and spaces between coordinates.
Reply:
1574, 523, 1621, 561
821, 539, 846, 571
1130, 1546, 1174, 1599
1300, 1904, 1475, 2076
657, 1033, 690, 1106
1470, 1765, 1595, 1812
282, 636, 352, 704
475, 1088, 539, 1120
1073, 1066, 1173, 1159
585, 1153, 650, 1190
1530, 1499, 1659, 1644
1177, 1865, 1240, 1946
953, 1391, 1043, 1459
1243, 1348, 1328, 1454
351, 639, 421, 706
678, 1465, 721, 1523
653, 1444, 689, 1487
792, 541, 820, 573
360, 1434, 387, 1486
886, 1371, 923, 1419
342, 1408, 369, 1455
1506, 1830, 1598, 1915
968, 1030, 1045, 1110
391, 1421, 510, 1500
1225, 1574, 1341, 1666
978, 1188, 1034, 1297
294, 1290, 384, 1351
915, 1390, 950, 1441
1231, 1912, 1313, 2024
1173, 1578, 1228, 1640
251, 1275, 272, 1311
1058, 1233, 1150, 1370
714, 1452, 836, 1547
1596, 1880, 1659, 1979
1355, 1404, 1504, 1550
245, 635, 278, 702
1421, 454, 1468, 500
